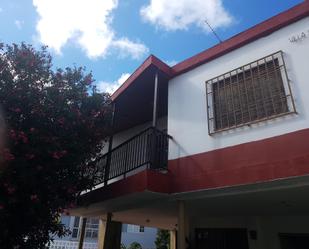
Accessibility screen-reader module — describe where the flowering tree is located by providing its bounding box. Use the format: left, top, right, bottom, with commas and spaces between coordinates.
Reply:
0, 43, 112, 248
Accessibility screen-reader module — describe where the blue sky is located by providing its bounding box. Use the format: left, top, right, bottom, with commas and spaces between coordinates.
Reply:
0, 0, 303, 93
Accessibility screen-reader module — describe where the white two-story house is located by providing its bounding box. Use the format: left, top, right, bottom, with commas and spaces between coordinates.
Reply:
71, 1, 309, 249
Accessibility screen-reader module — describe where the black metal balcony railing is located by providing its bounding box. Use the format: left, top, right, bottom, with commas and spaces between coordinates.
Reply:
93, 127, 171, 186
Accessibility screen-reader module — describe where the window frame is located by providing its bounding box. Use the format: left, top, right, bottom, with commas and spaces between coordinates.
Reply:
71, 217, 99, 239
71, 217, 80, 239
205, 51, 296, 135
85, 218, 99, 239
127, 224, 144, 233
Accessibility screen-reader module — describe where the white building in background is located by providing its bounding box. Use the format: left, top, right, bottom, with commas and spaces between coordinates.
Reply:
49, 216, 157, 249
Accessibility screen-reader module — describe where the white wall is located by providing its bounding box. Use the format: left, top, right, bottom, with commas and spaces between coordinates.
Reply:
102, 116, 167, 154
168, 17, 309, 160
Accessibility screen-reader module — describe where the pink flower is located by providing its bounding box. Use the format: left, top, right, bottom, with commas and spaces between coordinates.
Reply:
30, 194, 38, 202
29, 59, 35, 67
25, 154, 35, 160
52, 150, 67, 159
73, 109, 81, 117
0, 204, 4, 210
7, 187, 15, 194
2, 149, 15, 161
57, 118, 65, 125
91, 110, 100, 118
10, 130, 17, 140
30, 128, 35, 132
36, 165, 43, 171
18, 132, 28, 143
67, 187, 75, 194
62, 209, 70, 216
67, 202, 76, 209
14, 108, 21, 113
52, 152, 61, 159
21, 51, 28, 57
84, 76, 92, 85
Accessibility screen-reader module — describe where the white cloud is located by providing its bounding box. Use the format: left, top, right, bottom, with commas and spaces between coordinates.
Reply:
140, 0, 233, 31
15, 20, 24, 30
97, 73, 130, 94
164, 60, 178, 66
32, 0, 148, 59
113, 38, 149, 60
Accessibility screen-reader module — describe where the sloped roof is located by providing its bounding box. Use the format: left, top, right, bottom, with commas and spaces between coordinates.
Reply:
172, 0, 309, 76
112, 1, 309, 101
111, 55, 173, 100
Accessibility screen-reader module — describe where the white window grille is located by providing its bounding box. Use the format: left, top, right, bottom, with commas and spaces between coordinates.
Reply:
71, 217, 99, 239
49, 240, 97, 249
127, 224, 145, 233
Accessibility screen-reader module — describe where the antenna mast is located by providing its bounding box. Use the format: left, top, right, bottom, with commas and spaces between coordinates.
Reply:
204, 19, 223, 43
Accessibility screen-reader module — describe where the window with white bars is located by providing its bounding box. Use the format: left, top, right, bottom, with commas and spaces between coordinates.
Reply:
205, 51, 296, 135
127, 224, 145, 233
49, 240, 97, 249
71, 217, 99, 239
71, 217, 80, 238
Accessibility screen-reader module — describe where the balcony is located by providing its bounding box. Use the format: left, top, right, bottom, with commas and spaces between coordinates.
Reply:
93, 127, 171, 186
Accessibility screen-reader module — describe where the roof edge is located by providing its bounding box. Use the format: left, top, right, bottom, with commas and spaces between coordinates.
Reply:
111, 1, 309, 100
111, 55, 172, 101
172, 1, 309, 76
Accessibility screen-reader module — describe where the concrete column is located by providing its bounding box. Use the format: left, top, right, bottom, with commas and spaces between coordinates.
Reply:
256, 216, 266, 249
152, 72, 159, 127
98, 218, 106, 249
104, 221, 122, 249
170, 230, 177, 249
104, 103, 116, 186
177, 201, 186, 249
98, 213, 122, 249
78, 217, 87, 249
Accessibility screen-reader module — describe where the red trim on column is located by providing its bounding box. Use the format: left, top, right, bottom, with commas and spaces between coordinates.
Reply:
169, 128, 309, 193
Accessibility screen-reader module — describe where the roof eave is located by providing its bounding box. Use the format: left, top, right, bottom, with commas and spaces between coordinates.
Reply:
172, 1, 309, 77
111, 55, 173, 101
111, 1, 309, 99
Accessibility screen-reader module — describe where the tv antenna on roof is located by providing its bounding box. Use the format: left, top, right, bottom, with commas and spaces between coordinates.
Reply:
204, 19, 223, 44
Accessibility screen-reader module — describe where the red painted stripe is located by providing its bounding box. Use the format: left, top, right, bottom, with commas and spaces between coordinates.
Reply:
80, 169, 171, 203
168, 128, 309, 193
81, 129, 309, 204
